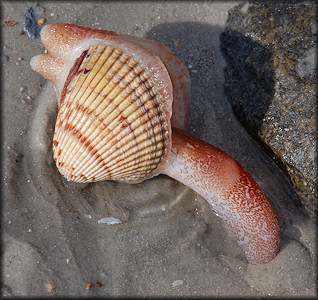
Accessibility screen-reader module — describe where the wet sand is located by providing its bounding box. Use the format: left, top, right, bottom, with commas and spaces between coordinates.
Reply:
2, 1, 316, 297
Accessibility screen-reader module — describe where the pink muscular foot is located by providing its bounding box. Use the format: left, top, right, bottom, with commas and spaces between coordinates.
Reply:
163, 128, 280, 264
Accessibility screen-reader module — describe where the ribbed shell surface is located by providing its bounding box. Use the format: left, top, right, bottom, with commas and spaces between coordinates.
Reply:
53, 44, 169, 183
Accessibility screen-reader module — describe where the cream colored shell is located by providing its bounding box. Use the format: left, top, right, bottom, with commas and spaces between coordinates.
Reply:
53, 44, 169, 183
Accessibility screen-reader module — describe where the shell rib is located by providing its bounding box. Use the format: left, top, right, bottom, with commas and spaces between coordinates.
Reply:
30, 23, 280, 264
30, 24, 180, 183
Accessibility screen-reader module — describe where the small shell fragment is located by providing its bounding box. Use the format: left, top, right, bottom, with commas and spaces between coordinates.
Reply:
23, 7, 40, 38
96, 281, 103, 287
97, 217, 122, 225
86, 282, 94, 290
38, 18, 46, 25
172, 280, 183, 287
45, 281, 55, 293
3, 19, 17, 26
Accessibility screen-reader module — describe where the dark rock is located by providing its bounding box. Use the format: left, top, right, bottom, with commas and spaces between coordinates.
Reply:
220, 2, 317, 212
15, 153, 24, 163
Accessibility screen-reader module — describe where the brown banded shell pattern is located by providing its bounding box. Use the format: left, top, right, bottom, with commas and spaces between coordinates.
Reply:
53, 44, 169, 183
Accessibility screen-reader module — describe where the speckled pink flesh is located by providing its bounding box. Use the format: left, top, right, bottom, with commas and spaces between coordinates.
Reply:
163, 128, 280, 264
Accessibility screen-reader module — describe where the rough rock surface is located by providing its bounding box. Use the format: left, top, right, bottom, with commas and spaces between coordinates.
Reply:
220, 2, 317, 212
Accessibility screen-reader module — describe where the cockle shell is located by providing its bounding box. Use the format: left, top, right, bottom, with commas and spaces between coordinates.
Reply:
31, 24, 191, 183
54, 44, 170, 183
